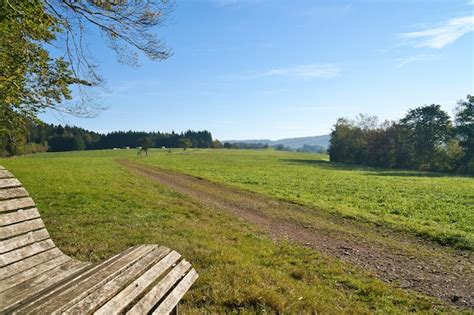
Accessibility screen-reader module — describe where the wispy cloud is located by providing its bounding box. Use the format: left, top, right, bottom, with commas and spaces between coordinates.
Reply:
395, 54, 440, 68
400, 16, 474, 49
225, 64, 341, 81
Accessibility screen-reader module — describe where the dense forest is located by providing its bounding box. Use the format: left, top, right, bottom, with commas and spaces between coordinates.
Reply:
0, 120, 214, 155
329, 95, 473, 174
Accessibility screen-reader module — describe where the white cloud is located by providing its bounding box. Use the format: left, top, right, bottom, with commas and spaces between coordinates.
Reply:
395, 54, 440, 68
400, 16, 474, 49
226, 64, 341, 81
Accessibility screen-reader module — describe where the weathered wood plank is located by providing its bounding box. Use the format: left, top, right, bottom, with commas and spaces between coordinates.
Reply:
0, 261, 90, 312
0, 229, 50, 254
0, 170, 13, 179
0, 178, 21, 189
95, 249, 179, 315
0, 247, 62, 281
0, 254, 70, 293
63, 247, 171, 314
0, 208, 41, 226
19, 245, 156, 314
0, 197, 35, 212
0, 260, 88, 311
0, 239, 56, 267
127, 260, 193, 315
5, 248, 135, 314
0, 218, 45, 240
153, 268, 198, 315
0, 187, 29, 201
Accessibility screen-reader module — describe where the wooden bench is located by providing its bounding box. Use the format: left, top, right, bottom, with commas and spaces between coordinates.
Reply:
0, 165, 198, 314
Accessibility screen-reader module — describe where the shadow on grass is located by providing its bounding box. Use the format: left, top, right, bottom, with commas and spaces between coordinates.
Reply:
281, 159, 469, 178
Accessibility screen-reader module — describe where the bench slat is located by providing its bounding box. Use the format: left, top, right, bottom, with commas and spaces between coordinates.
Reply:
0, 197, 35, 213
0, 218, 45, 240
6, 247, 135, 313
153, 268, 199, 315
63, 246, 171, 314
0, 178, 21, 189
0, 187, 29, 201
0, 170, 13, 179
0, 239, 56, 267
0, 208, 41, 226
0, 247, 63, 281
20, 245, 157, 314
0, 229, 50, 254
127, 259, 193, 315
94, 249, 179, 315
0, 260, 88, 311
0, 254, 70, 293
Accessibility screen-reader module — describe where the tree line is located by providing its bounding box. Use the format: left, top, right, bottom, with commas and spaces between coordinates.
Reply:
0, 120, 214, 155
329, 95, 473, 174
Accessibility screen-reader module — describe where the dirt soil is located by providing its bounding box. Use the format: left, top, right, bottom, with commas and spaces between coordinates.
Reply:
120, 159, 474, 309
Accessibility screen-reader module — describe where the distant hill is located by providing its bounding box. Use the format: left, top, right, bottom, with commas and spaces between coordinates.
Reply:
225, 134, 330, 149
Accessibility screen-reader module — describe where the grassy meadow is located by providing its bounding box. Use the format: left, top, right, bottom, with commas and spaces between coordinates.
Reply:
0, 149, 465, 313
137, 149, 474, 250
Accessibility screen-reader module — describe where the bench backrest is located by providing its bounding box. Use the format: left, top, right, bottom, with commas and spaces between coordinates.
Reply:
0, 166, 56, 272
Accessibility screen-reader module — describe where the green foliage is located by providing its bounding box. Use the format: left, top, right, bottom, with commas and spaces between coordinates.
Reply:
137, 137, 153, 155
455, 95, 474, 172
137, 137, 153, 150
211, 139, 223, 149
0, 150, 453, 313
400, 104, 453, 169
220, 142, 269, 150
23, 142, 48, 155
48, 134, 85, 152
9, 120, 214, 153
298, 144, 326, 153
178, 138, 192, 150
0, 1, 89, 155
329, 103, 471, 173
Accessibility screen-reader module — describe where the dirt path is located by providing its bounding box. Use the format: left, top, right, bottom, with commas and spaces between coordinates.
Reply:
120, 159, 473, 309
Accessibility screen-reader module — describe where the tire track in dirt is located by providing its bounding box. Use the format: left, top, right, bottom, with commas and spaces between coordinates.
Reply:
119, 159, 473, 309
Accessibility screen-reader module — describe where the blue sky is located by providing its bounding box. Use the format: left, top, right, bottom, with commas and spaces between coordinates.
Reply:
41, 0, 474, 140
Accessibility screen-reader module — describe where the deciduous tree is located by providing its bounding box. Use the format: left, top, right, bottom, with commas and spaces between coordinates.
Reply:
1, 0, 173, 155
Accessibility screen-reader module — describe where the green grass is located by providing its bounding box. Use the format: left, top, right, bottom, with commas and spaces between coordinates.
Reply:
135, 149, 474, 250
0, 150, 456, 313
